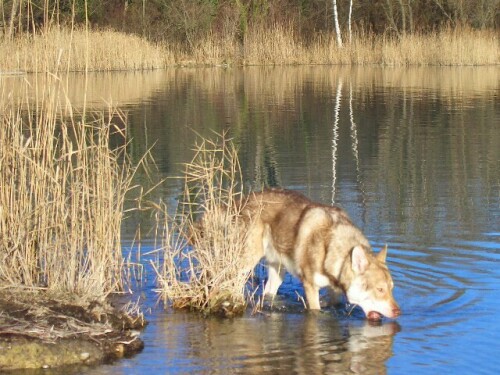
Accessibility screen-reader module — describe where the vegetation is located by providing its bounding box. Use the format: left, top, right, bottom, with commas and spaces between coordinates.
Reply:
0, 5, 155, 359
0, 289, 144, 369
154, 134, 254, 316
0, 27, 171, 72
191, 25, 498, 66
0, 69, 149, 368
0, 74, 144, 300
3, 1, 497, 41
0, 0, 498, 71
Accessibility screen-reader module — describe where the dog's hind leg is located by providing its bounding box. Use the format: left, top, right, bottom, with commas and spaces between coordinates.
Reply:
303, 281, 321, 310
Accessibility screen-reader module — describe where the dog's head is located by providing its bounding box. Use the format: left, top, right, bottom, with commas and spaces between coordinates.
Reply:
345, 245, 401, 321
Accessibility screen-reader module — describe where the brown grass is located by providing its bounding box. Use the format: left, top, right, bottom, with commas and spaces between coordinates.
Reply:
1, 25, 496, 73
189, 26, 499, 66
154, 134, 253, 316
0, 27, 173, 73
0, 74, 144, 299
378, 27, 499, 66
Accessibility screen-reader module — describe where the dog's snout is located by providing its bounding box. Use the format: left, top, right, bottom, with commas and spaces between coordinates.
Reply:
392, 305, 401, 317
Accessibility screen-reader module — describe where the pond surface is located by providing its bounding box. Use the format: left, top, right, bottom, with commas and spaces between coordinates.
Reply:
6, 66, 499, 374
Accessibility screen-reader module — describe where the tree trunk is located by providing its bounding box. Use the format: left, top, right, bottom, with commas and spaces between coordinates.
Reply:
348, 0, 353, 44
332, 0, 343, 47
7, 0, 20, 39
398, 0, 406, 34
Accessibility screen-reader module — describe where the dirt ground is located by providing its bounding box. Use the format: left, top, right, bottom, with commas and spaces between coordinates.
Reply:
0, 289, 145, 371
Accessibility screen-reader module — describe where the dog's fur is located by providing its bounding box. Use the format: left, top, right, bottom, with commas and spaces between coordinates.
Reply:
239, 189, 400, 320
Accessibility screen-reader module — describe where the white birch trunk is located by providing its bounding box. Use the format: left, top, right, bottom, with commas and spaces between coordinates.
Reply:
348, 0, 353, 44
332, 0, 343, 47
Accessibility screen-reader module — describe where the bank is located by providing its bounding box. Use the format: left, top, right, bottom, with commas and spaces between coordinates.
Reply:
0, 289, 144, 371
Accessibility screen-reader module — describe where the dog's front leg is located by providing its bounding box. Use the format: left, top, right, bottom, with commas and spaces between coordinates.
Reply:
303, 280, 321, 310
327, 286, 345, 306
263, 263, 285, 296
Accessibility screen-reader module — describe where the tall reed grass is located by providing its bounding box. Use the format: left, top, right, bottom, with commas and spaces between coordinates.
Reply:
0, 75, 143, 299
154, 135, 253, 316
0, 27, 173, 73
378, 27, 499, 66
1, 25, 496, 72
190, 26, 499, 66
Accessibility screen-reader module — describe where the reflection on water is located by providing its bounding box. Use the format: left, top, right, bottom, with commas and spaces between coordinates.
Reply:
87, 307, 400, 375
158, 312, 400, 375
3, 66, 499, 374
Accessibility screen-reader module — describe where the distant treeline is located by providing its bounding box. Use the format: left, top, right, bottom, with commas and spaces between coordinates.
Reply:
2, 1, 499, 44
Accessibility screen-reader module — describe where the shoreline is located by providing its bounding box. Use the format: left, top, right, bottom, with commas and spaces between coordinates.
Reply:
0, 289, 145, 371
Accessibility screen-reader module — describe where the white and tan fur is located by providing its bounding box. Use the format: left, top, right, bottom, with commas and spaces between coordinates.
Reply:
240, 189, 401, 320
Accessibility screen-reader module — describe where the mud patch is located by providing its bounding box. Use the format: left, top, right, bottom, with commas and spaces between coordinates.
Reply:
0, 289, 145, 370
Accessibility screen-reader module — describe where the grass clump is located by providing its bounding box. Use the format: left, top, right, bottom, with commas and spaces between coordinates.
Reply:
0, 75, 142, 300
154, 134, 253, 316
0, 27, 173, 73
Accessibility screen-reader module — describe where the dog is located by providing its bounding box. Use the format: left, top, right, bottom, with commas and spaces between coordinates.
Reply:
240, 189, 401, 320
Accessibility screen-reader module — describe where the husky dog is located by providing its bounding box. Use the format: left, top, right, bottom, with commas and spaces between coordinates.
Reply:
240, 189, 400, 320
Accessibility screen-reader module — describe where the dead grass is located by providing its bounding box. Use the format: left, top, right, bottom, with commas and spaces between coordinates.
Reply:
188, 26, 498, 66
0, 74, 145, 300
0, 27, 173, 73
154, 134, 253, 316
0, 18, 153, 363
0, 287, 145, 370
1, 26, 496, 72
243, 24, 306, 65
378, 27, 499, 66
0, 288, 144, 343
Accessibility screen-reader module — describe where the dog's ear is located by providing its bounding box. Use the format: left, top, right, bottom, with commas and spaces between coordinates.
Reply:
352, 246, 369, 274
377, 244, 388, 263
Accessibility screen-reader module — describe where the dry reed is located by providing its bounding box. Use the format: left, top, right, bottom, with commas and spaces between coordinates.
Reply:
0, 27, 173, 73
0, 74, 143, 299
154, 134, 253, 316
1, 25, 496, 72
378, 27, 499, 66
188, 26, 499, 66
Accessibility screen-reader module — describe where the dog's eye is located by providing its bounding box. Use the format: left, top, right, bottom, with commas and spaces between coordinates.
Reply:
377, 287, 384, 293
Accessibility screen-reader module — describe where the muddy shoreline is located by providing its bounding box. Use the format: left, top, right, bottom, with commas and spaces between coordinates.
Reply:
0, 289, 145, 371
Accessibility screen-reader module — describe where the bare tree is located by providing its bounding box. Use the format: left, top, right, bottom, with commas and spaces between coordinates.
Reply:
348, 0, 353, 44
333, 0, 343, 47
398, 0, 406, 33
7, 0, 20, 39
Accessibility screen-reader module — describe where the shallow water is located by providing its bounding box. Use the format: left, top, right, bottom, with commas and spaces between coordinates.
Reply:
5, 66, 499, 374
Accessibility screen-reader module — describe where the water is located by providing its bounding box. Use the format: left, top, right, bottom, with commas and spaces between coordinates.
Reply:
4, 66, 499, 374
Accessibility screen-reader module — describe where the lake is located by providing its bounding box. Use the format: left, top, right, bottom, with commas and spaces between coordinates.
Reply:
5, 66, 499, 374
